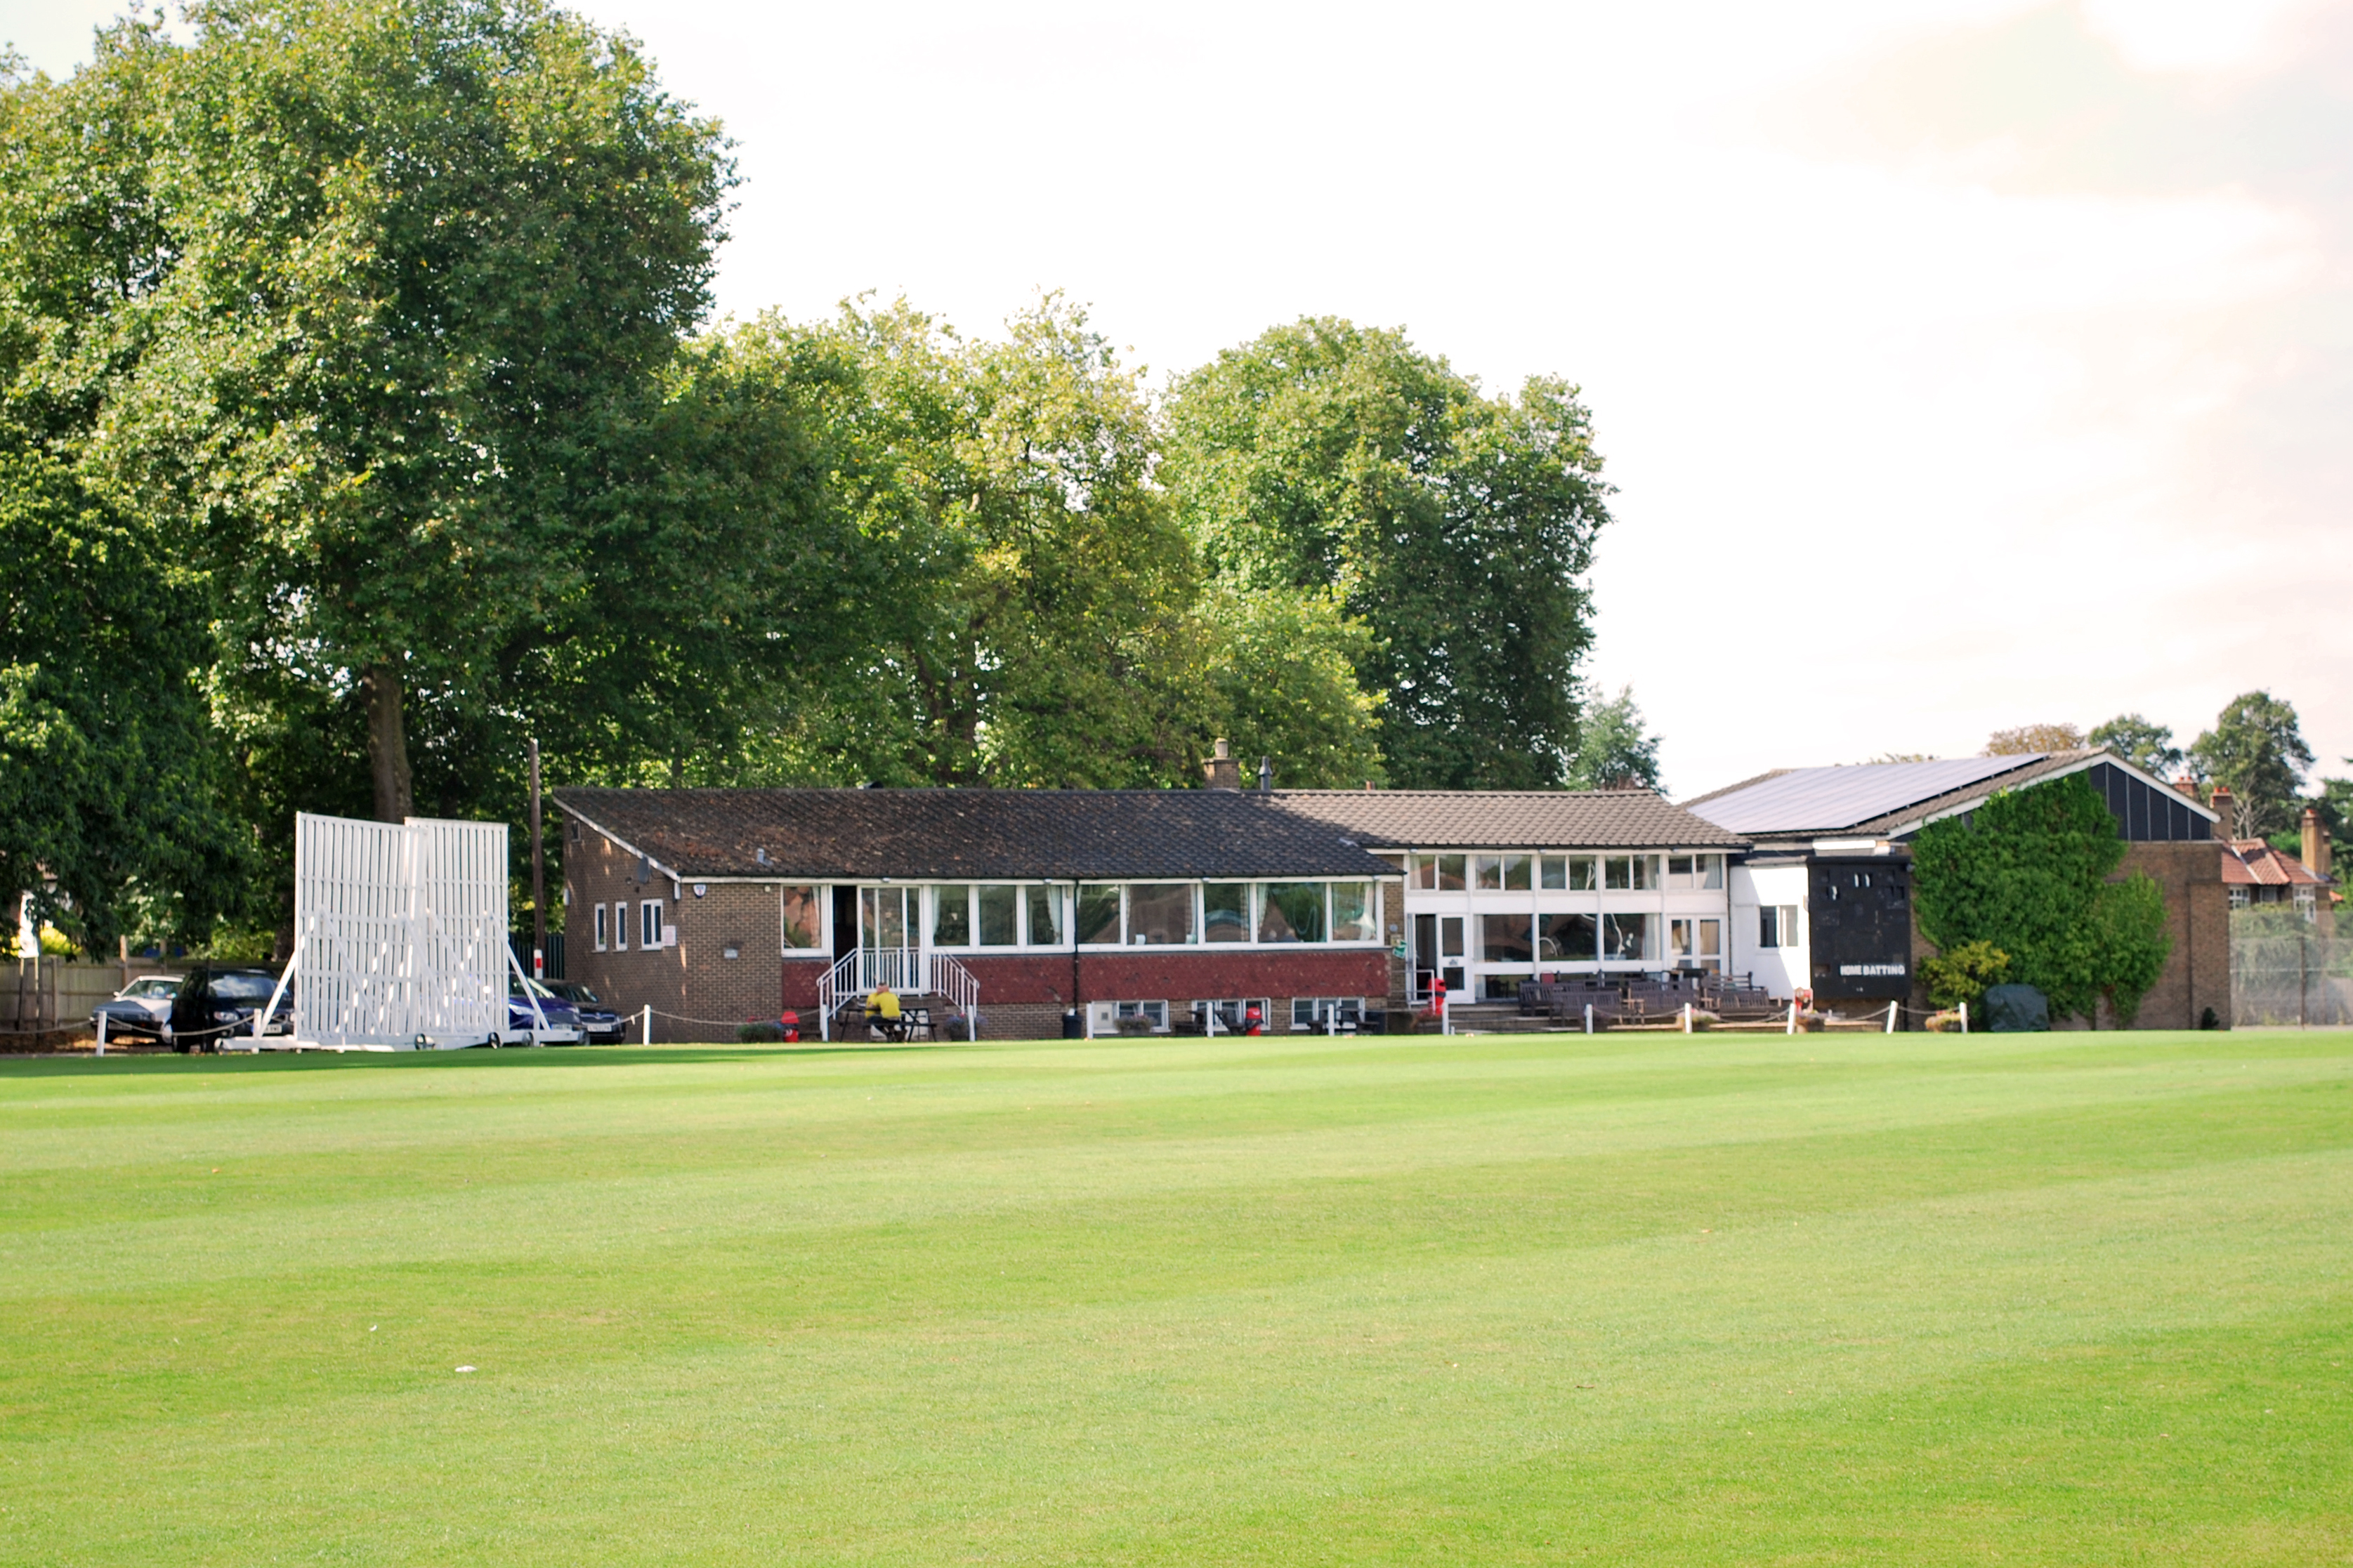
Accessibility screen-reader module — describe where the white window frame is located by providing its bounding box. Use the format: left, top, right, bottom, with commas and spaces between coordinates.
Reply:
641, 899, 664, 949
610, 901, 626, 951
1290, 996, 1364, 1031
594, 902, 609, 951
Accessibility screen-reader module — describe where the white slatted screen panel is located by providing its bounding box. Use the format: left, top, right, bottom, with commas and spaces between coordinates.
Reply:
294, 812, 507, 1046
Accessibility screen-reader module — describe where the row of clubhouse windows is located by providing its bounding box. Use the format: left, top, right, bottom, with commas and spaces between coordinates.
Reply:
854, 880, 1384, 950
1418, 912, 1725, 967
1409, 852, 1724, 892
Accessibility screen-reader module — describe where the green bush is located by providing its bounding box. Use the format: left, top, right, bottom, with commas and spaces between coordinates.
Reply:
1919, 940, 2010, 1011
736, 1021, 785, 1043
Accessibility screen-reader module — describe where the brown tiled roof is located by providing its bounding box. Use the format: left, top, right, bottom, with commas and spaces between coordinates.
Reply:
1268, 790, 1747, 849
552, 787, 1401, 881
2222, 840, 2331, 888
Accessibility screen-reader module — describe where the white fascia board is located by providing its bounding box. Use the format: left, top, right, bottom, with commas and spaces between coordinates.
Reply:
556, 803, 683, 886
1812, 838, 1893, 855
1889, 752, 2218, 838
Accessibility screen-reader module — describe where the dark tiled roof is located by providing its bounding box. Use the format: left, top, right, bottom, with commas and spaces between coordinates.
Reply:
1269, 790, 1748, 849
553, 787, 1399, 881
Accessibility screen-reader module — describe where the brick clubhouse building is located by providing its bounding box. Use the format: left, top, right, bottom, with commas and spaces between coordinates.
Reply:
552, 781, 1745, 1040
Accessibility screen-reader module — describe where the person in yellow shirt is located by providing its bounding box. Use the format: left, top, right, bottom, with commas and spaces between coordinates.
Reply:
866, 984, 901, 1039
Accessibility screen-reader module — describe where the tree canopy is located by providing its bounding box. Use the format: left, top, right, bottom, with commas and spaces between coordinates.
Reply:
1162, 318, 1612, 789
1986, 723, 2084, 755
1562, 685, 1664, 792
2189, 692, 2312, 841
2086, 714, 2182, 778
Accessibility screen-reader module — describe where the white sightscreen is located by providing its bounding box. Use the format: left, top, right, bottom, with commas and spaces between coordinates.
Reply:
294, 812, 509, 1046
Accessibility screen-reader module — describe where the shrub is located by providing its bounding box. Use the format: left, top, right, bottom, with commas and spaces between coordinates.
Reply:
737, 1021, 785, 1043
1920, 940, 2010, 1012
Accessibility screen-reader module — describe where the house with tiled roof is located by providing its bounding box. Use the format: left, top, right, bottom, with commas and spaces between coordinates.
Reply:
2220, 804, 2336, 933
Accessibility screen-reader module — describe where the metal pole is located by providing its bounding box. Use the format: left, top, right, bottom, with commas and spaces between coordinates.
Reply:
529, 737, 545, 980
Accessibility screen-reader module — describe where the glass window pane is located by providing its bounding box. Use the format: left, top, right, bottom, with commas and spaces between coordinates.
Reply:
1436, 855, 1466, 891
932, 885, 972, 947
1026, 885, 1063, 946
1127, 883, 1194, 945
1539, 855, 1566, 890
1699, 918, 1722, 958
1668, 855, 1692, 879
1634, 855, 1656, 890
1412, 856, 1436, 890
1330, 882, 1375, 942
1571, 856, 1598, 890
1604, 856, 1631, 890
1259, 882, 1325, 943
1441, 916, 1465, 957
780, 886, 819, 949
1077, 883, 1122, 945
1703, 855, 1724, 889
977, 885, 1018, 946
1759, 907, 1779, 947
1480, 914, 1533, 963
1503, 854, 1531, 890
1203, 883, 1250, 942
1602, 912, 1652, 961
1474, 855, 1503, 890
1539, 911, 1597, 963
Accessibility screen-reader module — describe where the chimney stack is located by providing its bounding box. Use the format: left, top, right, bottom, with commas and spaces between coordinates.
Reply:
2209, 784, 2236, 841
2302, 805, 2331, 878
1203, 739, 1240, 791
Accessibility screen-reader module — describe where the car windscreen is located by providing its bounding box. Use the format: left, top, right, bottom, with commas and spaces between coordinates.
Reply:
124, 977, 181, 998
207, 973, 282, 1001
556, 984, 602, 1006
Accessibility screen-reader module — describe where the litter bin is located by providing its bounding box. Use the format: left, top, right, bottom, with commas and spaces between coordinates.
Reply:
1061, 1008, 1083, 1039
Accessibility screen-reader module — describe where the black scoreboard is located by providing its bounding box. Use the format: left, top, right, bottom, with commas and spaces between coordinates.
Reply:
1809, 859, 1913, 1001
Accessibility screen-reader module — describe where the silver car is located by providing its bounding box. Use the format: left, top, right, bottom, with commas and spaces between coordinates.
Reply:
91, 975, 183, 1042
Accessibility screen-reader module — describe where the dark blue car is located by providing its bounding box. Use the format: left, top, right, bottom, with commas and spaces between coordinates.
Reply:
167, 966, 296, 1053
498, 978, 583, 1046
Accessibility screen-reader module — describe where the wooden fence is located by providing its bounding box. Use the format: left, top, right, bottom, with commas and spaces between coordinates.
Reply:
3, 959, 174, 1043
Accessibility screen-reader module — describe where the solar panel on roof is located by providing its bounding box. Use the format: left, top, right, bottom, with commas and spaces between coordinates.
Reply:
1684, 756, 2040, 834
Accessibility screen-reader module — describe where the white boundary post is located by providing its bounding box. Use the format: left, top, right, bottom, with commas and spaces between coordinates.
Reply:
1885, 1000, 1899, 1034
1960, 1001, 1969, 1034
255, 933, 303, 1052
1786, 999, 1797, 1035
1682, 1001, 1692, 1034
641, 1004, 652, 1046
504, 942, 547, 1046
1584, 1002, 1593, 1034
94, 1013, 106, 1056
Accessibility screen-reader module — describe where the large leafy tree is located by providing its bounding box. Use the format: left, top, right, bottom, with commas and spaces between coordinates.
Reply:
52, 0, 734, 823
0, 436, 247, 949
1162, 317, 1611, 789
1563, 684, 1664, 792
1912, 772, 2171, 1023
2087, 713, 2183, 777
2189, 691, 2312, 841
732, 298, 1384, 791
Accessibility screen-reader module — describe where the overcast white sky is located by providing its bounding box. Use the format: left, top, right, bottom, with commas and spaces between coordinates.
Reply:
9, 0, 2349, 796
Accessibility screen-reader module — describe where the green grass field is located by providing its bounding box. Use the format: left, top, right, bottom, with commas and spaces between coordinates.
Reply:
2, 1028, 2347, 1564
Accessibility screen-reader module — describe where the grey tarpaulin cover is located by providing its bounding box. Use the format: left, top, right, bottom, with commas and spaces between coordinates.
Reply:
1984, 983, 2050, 1033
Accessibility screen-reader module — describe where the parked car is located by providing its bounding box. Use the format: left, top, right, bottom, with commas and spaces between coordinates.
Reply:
168, 966, 295, 1053
497, 978, 584, 1046
542, 980, 625, 1044
90, 975, 183, 1042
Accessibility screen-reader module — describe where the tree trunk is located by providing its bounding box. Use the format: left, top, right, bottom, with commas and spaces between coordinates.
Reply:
364, 662, 415, 823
